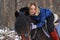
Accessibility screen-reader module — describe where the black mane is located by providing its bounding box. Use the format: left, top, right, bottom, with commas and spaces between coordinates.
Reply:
15, 7, 29, 18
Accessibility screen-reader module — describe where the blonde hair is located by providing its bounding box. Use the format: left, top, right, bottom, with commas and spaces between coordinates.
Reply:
28, 2, 40, 16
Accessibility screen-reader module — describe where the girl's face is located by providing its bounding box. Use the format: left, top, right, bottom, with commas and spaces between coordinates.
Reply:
29, 5, 36, 16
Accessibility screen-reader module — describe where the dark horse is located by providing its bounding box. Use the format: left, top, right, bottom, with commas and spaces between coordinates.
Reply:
15, 7, 52, 40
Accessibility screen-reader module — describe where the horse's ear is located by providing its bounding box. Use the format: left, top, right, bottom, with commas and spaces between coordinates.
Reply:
15, 11, 19, 18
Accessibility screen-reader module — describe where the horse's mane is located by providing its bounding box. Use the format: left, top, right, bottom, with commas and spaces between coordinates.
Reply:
15, 7, 29, 18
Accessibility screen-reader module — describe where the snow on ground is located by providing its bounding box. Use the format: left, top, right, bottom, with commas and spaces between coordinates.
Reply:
0, 27, 21, 40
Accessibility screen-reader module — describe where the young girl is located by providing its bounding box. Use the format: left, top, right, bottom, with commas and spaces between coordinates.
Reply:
28, 2, 59, 40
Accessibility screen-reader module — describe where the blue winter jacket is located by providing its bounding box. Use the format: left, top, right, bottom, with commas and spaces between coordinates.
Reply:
32, 8, 52, 28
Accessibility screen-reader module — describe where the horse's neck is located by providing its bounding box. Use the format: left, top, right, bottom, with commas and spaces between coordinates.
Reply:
27, 15, 37, 24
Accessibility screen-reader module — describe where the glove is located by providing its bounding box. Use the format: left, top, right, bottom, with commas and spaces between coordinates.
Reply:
31, 23, 37, 29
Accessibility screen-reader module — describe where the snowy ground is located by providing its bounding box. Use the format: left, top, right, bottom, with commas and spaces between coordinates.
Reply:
0, 27, 21, 40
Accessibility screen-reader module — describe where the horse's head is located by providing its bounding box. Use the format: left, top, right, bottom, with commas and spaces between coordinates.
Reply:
15, 7, 36, 39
